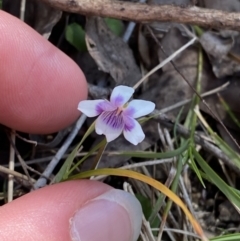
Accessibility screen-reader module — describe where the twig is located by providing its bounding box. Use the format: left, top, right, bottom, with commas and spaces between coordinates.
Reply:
179, 176, 195, 217
8, 134, 35, 189
158, 82, 229, 114
152, 228, 200, 239
155, 113, 240, 175
133, 37, 197, 89
20, 0, 26, 21
40, 0, 240, 31
0, 165, 36, 183
15, 133, 37, 146
33, 114, 87, 189
157, 128, 178, 241
8, 131, 15, 202
25, 165, 51, 181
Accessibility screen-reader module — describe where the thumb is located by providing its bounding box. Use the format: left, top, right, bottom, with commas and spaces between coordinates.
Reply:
0, 180, 142, 241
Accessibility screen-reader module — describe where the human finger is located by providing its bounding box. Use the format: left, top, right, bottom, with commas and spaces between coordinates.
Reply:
0, 180, 142, 241
0, 10, 87, 133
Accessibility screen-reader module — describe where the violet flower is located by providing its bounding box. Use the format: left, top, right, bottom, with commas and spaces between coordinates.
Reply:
78, 85, 155, 145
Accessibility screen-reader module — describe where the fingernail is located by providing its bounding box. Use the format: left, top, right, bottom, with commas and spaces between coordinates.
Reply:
70, 189, 142, 241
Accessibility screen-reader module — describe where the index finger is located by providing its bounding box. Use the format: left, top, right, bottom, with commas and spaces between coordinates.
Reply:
0, 10, 87, 133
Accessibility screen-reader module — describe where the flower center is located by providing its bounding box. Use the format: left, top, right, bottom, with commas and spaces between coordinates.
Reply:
116, 107, 123, 115
116, 103, 128, 115
102, 109, 124, 130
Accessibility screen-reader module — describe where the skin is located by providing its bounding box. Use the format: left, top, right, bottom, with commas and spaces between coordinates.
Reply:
0, 10, 88, 133
0, 181, 112, 240
0, 11, 137, 241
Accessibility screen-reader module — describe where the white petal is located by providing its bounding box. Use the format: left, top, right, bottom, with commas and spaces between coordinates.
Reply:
95, 110, 124, 142
123, 116, 145, 145
110, 85, 134, 107
78, 100, 115, 117
124, 100, 155, 119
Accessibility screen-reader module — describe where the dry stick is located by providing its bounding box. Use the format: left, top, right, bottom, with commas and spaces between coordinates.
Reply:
133, 37, 197, 90
158, 82, 229, 114
152, 228, 200, 239
20, 0, 26, 21
8, 131, 15, 202
179, 176, 195, 219
9, 150, 168, 167
41, 0, 240, 31
8, 151, 92, 167
147, 26, 240, 152
157, 129, 178, 241
156, 114, 240, 176
0, 165, 36, 183
15, 133, 37, 146
33, 114, 87, 189
24, 165, 51, 182
8, 135, 35, 189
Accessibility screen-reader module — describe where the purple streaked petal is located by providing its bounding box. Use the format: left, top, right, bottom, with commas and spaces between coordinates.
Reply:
78, 100, 106, 117
124, 100, 155, 119
96, 100, 116, 114
95, 110, 124, 142
110, 85, 134, 107
123, 116, 145, 145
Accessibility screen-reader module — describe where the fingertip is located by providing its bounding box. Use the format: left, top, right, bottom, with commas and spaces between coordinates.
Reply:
0, 181, 142, 241
0, 181, 112, 241
70, 189, 142, 241
0, 10, 88, 133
